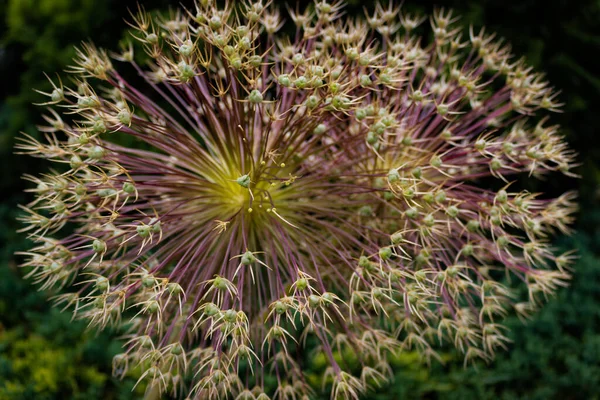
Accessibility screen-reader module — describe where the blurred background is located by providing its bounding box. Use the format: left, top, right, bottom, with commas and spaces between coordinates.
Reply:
1, 0, 599, 399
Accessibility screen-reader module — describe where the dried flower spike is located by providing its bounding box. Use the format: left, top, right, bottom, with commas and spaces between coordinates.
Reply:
17, 1, 577, 399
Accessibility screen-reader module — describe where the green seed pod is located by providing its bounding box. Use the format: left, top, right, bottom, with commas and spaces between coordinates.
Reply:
345, 47, 359, 60
170, 343, 184, 355
241, 251, 256, 265
466, 219, 480, 232
91, 118, 106, 134
421, 192, 434, 203
310, 76, 323, 88
360, 74, 372, 86
223, 309, 237, 322
436, 271, 446, 282
331, 95, 349, 109
295, 278, 308, 291
78, 133, 89, 145
306, 95, 319, 109
379, 72, 392, 85
352, 291, 366, 304
379, 246, 393, 260
53, 201, 66, 213
373, 288, 385, 300
96, 276, 109, 291
204, 302, 220, 317
209, 16, 222, 30
75, 184, 87, 196
415, 251, 429, 266
137, 225, 151, 238
490, 158, 502, 171
405, 207, 419, 219
70, 155, 83, 169
359, 54, 371, 66
372, 122, 386, 135
497, 235, 510, 247
88, 146, 105, 160
122, 182, 135, 194
366, 131, 378, 145
46, 261, 62, 274
94, 297, 105, 309
321, 292, 334, 304
435, 190, 446, 203
213, 276, 229, 291
437, 104, 449, 115
462, 243, 474, 256
355, 108, 367, 121
430, 155, 443, 168
294, 76, 308, 89
236, 174, 251, 188
446, 266, 459, 278
179, 40, 194, 56
238, 36, 251, 50
291, 53, 304, 65
313, 124, 326, 135
440, 129, 452, 140
390, 232, 403, 245
496, 189, 508, 203
236, 25, 249, 36
247, 10, 260, 23
167, 282, 183, 295
51, 88, 64, 102
274, 301, 287, 314
97, 188, 116, 197
502, 142, 514, 154
446, 205, 459, 218
308, 294, 320, 307
237, 345, 250, 358
229, 56, 242, 69
318, 2, 332, 13
329, 82, 341, 94
92, 239, 106, 253
145, 33, 158, 44
140, 336, 153, 348
117, 109, 131, 125
358, 256, 370, 268
248, 90, 263, 103
475, 139, 486, 151
146, 300, 159, 314
223, 45, 235, 56
411, 90, 424, 102
278, 74, 291, 87
249, 55, 262, 67
142, 274, 156, 288
388, 169, 400, 183
178, 61, 195, 82
423, 214, 435, 227
78, 96, 98, 108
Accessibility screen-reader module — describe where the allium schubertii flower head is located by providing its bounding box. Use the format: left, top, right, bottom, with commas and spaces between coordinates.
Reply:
18, 0, 578, 398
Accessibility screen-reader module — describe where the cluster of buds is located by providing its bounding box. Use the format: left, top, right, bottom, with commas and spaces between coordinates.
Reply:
17, 1, 577, 399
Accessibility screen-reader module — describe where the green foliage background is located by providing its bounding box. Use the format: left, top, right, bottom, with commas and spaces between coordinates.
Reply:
0, 0, 598, 399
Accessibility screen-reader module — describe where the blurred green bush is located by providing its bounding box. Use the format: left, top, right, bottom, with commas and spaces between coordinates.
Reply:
1, 0, 599, 399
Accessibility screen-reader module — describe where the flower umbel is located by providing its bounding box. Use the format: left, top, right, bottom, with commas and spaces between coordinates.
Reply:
18, 1, 577, 399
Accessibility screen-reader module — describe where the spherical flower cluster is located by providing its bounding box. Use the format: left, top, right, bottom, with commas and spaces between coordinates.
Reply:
18, 1, 577, 399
